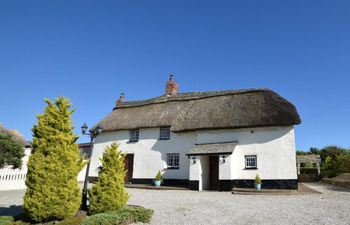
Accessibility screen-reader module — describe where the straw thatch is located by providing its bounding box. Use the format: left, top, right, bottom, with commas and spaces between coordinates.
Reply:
0, 124, 29, 147
94, 88, 301, 133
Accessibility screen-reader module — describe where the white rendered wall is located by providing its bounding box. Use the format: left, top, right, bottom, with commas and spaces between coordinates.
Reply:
91, 126, 297, 186
196, 126, 297, 180
90, 128, 196, 180
77, 164, 87, 182
219, 154, 232, 180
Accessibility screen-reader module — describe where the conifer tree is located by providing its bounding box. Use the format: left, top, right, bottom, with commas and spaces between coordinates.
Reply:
89, 143, 129, 215
23, 97, 84, 222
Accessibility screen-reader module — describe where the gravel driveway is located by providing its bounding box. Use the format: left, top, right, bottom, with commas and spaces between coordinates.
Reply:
0, 183, 349, 225
127, 183, 350, 225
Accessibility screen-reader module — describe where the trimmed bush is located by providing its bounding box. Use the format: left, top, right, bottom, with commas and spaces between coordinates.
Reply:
56, 216, 86, 225
81, 211, 131, 225
81, 206, 153, 225
0, 216, 14, 225
89, 143, 129, 215
127, 206, 153, 223
23, 97, 84, 222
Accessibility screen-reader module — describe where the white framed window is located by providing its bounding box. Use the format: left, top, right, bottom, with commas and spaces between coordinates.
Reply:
245, 155, 257, 169
160, 127, 170, 140
167, 153, 179, 169
129, 129, 139, 142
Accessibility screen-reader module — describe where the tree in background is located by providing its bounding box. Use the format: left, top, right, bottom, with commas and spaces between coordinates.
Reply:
337, 153, 350, 174
89, 143, 129, 215
323, 156, 337, 178
23, 97, 84, 222
300, 145, 350, 178
309, 147, 320, 155
318, 146, 345, 163
0, 133, 25, 168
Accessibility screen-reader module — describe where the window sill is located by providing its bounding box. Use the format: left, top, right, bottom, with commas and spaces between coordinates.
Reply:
159, 138, 170, 141
244, 168, 258, 170
167, 167, 179, 170
128, 140, 139, 143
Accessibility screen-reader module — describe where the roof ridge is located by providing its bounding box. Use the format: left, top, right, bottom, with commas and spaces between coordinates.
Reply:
115, 88, 271, 109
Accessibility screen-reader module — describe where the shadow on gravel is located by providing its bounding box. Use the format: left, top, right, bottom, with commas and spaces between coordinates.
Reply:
0, 205, 23, 216
322, 185, 350, 193
308, 182, 350, 193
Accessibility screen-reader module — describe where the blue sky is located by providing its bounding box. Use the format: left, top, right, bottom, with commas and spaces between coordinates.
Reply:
0, 1, 349, 150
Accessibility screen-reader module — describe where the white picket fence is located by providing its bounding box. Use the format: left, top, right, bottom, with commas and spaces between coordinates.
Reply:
0, 147, 87, 191
0, 166, 27, 191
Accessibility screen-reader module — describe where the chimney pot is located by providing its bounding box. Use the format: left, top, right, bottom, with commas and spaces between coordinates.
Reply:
165, 74, 179, 95
116, 93, 125, 107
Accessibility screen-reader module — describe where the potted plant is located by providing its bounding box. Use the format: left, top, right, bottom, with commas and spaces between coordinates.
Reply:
154, 170, 163, 187
255, 174, 262, 191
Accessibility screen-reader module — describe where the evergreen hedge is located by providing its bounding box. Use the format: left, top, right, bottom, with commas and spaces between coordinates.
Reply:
81, 206, 153, 225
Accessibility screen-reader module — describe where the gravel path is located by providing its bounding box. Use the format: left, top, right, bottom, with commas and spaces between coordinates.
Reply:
0, 183, 349, 225
127, 183, 350, 225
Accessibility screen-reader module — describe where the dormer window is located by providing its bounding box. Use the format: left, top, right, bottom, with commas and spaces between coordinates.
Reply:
159, 127, 170, 140
130, 129, 139, 142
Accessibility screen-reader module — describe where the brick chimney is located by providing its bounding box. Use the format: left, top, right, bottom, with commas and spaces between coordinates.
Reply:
165, 74, 179, 95
116, 93, 125, 107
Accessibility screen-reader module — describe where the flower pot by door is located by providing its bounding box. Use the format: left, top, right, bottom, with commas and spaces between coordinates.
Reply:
154, 180, 161, 187
255, 183, 261, 191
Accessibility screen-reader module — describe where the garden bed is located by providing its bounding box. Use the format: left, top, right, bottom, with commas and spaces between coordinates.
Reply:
0, 206, 153, 225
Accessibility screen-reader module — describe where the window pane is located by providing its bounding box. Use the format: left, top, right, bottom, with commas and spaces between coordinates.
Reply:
160, 127, 170, 139
130, 130, 139, 141
245, 156, 256, 168
167, 153, 179, 168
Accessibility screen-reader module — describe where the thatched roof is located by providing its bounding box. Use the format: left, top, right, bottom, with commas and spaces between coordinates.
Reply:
94, 88, 301, 133
297, 155, 321, 164
0, 124, 29, 147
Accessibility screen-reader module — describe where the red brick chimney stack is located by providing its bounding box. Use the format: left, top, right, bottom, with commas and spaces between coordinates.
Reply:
116, 93, 125, 107
165, 74, 179, 95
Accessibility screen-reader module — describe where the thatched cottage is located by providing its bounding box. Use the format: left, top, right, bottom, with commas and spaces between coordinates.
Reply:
89, 75, 301, 191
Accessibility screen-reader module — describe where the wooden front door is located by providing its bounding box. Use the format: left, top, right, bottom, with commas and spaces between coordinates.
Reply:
209, 156, 219, 190
124, 154, 134, 183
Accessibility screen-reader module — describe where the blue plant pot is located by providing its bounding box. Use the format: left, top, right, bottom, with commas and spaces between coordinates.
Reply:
255, 183, 261, 191
154, 180, 161, 187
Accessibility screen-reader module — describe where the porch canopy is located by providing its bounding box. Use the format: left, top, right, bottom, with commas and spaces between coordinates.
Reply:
187, 142, 237, 156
